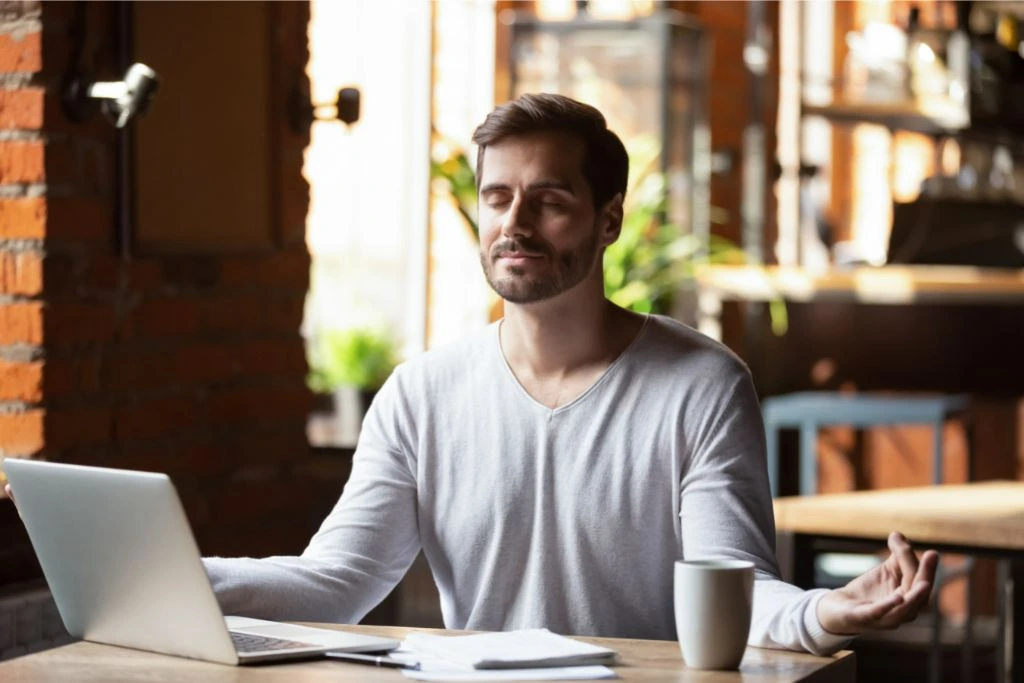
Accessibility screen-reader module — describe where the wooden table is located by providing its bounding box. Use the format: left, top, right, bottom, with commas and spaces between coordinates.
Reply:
696, 265, 1024, 307
773, 481, 1024, 683
0, 624, 854, 682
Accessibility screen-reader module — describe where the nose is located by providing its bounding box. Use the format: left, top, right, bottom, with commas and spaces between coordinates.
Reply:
500, 194, 534, 239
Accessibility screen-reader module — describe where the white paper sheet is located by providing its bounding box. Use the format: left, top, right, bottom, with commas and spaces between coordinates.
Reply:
402, 665, 616, 681
402, 629, 615, 668
390, 630, 618, 681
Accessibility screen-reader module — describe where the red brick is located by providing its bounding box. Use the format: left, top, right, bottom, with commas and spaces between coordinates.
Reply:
71, 254, 160, 293
270, 249, 311, 287
0, 249, 43, 295
0, 87, 43, 129
0, 140, 44, 184
46, 406, 112, 449
201, 296, 265, 334
0, 409, 43, 454
217, 259, 255, 287
171, 441, 228, 478
0, 301, 42, 344
123, 298, 201, 340
0, 31, 42, 73
160, 256, 220, 291
115, 396, 200, 443
44, 302, 117, 345
40, 251, 81, 294
277, 164, 309, 248
208, 384, 312, 425
0, 198, 45, 239
263, 297, 305, 334
81, 254, 121, 290
121, 439, 228, 479
46, 198, 111, 243
106, 350, 177, 393
0, 359, 42, 402
77, 254, 162, 293
43, 138, 83, 187
220, 426, 309, 467
43, 356, 101, 398
220, 251, 310, 288
3, 1, 43, 21
209, 478, 320, 530
200, 521, 311, 557
174, 342, 240, 385
238, 338, 307, 377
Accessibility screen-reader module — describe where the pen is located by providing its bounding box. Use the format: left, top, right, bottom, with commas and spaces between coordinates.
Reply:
325, 651, 422, 670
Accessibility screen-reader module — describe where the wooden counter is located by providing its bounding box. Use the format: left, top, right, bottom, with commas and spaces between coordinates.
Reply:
696, 265, 1024, 305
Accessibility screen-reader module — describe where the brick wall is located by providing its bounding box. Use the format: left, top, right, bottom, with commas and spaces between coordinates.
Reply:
0, 1, 345, 589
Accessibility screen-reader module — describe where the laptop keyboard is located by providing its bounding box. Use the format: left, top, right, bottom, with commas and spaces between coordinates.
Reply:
230, 631, 320, 653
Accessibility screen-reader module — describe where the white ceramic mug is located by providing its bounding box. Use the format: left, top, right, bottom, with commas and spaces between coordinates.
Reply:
674, 558, 755, 670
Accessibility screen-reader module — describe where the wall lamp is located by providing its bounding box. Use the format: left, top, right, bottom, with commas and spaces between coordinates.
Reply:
62, 63, 160, 129
289, 85, 361, 134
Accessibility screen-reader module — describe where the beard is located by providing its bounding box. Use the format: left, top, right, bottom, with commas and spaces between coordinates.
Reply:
480, 229, 601, 304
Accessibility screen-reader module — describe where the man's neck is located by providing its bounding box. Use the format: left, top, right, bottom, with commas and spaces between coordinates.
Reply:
499, 281, 644, 381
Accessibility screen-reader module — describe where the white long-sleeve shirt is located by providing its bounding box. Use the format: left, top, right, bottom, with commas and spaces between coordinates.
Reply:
204, 315, 850, 654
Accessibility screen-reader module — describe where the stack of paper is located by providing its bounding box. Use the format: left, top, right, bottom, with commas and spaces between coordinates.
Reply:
395, 629, 617, 681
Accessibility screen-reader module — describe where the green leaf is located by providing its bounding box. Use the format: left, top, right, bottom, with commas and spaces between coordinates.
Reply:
307, 328, 399, 392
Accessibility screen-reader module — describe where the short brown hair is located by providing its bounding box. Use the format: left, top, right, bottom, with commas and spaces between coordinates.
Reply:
471, 93, 628, 209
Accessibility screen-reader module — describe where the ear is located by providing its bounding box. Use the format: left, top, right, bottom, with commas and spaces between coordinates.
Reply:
597, 193, 624, 247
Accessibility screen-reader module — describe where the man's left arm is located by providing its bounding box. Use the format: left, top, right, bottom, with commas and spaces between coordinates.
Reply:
679, 365, 936, 655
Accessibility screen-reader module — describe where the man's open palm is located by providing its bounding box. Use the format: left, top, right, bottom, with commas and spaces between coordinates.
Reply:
817, 531, 938, 635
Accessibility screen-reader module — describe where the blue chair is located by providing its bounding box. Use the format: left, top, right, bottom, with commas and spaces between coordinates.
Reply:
762, 392, 971, 498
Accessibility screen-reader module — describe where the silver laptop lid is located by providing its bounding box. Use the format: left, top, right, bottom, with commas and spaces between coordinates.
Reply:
3, 459, 239, 665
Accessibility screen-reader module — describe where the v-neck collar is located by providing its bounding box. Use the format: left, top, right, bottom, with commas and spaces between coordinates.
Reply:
492, 314, 652, 416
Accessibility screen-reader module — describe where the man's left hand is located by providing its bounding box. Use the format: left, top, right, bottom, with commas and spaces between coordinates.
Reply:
816, 531, 939, 636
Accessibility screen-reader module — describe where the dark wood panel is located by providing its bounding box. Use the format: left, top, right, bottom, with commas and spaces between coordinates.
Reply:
133, 1, 274, 253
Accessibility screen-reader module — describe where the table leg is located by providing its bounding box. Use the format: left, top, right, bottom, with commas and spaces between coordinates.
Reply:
1012, 560, 1023, 683
997, 559, 1024, 683
963, 558, 974, 683
776, 532, 816, 589
929, 592, 942, 683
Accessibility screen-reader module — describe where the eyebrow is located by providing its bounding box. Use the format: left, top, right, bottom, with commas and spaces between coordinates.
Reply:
479, 181, 576, 196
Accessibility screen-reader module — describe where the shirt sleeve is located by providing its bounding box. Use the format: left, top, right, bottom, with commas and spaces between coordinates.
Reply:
203, 372, 421, 623
679, 365, 852, 656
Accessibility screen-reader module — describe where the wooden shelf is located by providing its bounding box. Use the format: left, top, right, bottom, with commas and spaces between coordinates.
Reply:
983, 2, 1024, 19
802, 100, 969, 135
695, 265, 1024, 305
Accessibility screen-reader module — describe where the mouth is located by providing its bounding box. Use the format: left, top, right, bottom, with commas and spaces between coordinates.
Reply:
496, 254, 545, 269
496, 251, 544, 262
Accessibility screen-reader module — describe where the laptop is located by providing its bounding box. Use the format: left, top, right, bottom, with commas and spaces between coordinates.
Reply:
2, 459, 401, 665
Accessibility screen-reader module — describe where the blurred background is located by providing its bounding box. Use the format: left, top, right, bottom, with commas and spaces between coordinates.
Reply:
1, 1, 1023, 680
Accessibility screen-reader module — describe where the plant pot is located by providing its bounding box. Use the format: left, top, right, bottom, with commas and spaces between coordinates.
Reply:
331, 387, 379, 446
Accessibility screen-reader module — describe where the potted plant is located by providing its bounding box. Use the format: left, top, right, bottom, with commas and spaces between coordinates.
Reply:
307, 327, 400, 418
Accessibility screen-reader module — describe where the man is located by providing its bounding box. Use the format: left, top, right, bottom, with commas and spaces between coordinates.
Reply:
7, 94, 937, 654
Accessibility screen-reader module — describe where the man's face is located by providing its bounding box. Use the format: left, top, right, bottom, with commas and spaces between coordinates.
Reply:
477, 131, 618, 304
